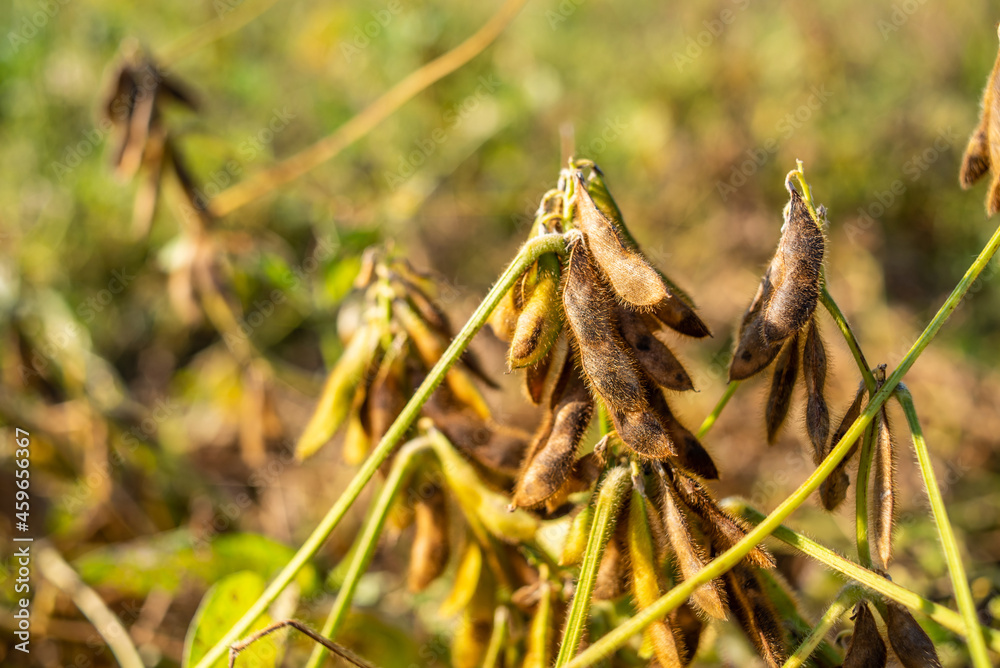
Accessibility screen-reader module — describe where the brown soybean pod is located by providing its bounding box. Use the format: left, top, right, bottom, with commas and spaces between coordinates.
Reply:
843, 601, 887, 668
617, 305, 695, 391
872, 405, 897, 571
885, 602, 943, 668
819, 381, 867, 510
802, 319, 831, 462
721, 563, 788, 667
765, 333, 800, 445
729, 279, 785, 381
408, 484, 450, 592
959, 27, 1000, 216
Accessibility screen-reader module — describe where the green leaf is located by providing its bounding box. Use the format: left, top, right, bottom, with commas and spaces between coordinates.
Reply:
183, 571, 281, 668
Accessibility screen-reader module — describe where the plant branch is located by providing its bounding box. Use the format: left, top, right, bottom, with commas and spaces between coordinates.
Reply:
731, 502, 1000, 654
564, 215, 1000, 666
783, 586, 858, 668
36, 542, 144, 668
895, 385, 991, 667
208, 0, 529, 217
304, 438, 431, 668
696, 379, 740, 439
160, 0, 282, 67
554, 466, 630, 667
819, 286, 876, 391
192, 232, 567, 668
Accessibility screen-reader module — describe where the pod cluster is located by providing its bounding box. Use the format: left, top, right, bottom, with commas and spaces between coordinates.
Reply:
841, 599, 942, 668
495, 163, 716, 515
101, 43, 204, 233
560, 462, 787, 667
729, 179, 830, 462
960, 25, 1000, 216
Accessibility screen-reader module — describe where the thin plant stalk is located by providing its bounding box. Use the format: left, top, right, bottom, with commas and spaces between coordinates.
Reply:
553, 467, 630, 667
160, 0, 282, 67
696, 379, 740, 439
193, 232, 567, 668
482, 606, 511, 668
304, 438, 431, 668
208, 0, 529, 217
36, 542, 144, 668
895, 385, 991, 667
819, 286, 876, 392
731, 502, 1000, 654
563, 215, 1000, 668
783, 586, 859, 668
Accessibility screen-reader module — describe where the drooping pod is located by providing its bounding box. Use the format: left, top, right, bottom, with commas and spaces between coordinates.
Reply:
616, 305, 694, 392
408, 483, 450, 592
729, 280, 785, 381
721, 562, 788, 667
509, 253, 563, 369
561, 234, 646, 412
843, 601, 888, 668
765, 332, 800, 444
647, 389, 718, 479
759, 186, 825, 343
801, 318, 830, 462
559, 502, 595, 566
819, 381, 867, 510
872, 404, 897, 571
959, 26, 1000, 216
884, 601, 943, 668
524, 333, 569, 405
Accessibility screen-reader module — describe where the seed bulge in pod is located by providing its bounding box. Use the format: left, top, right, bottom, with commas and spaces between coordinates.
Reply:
295, 323, 380, 460
819, 381, 866, 510
721, 563, 788, 667
657, 471, 727, 620
489, 281, 522, 342
509, 253, 564, 369
562, 235, 645, 411
666, 467, 774, 569
843, 601, 887, 668
959, 27, 1000, 216
885, 601, 943, 668
765, 332, 800, 445
610, 391, 678, 459
543, 443, 610, 514
525, 334, 569, 405
616, 305, 694, 391
647, 389, 718, 479
408, 484, 450, 592
513, 367, 594, 509
802, 318, 830, 462
872, 405, 896, 571
760, 187, 824, 343
729, 279, 784, 381
572, 173, 669, 308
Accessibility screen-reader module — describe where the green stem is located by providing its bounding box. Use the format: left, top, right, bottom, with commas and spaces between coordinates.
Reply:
819, 286, 876, 392
482, 606, 510, 668
304, 438, 431, 668
696, 380, 740, 439
731, 502, 1000, 654
895, 386, 991, 667
563, 216, 1000, 668
554, 467, 631, 667
783, 586, 859, 668
854, 421, 876, 569
192, 233, 567, 668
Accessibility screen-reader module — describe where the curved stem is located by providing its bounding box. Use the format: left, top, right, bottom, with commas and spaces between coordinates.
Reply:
782, 586, 858, 668
304, 438, 431, 668
208, 0, 530, 217
696, 380, 740, 439
819, 286, 876, 392
554, 467, 630, 667
563, 216, 1000, 668
895, 386, 991, 667
159, 0, 282, 67
192, 232, 566, 668
731, 502, 1000, 655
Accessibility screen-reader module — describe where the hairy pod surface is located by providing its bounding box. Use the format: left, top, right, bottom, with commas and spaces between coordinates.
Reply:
647, 389, 718, 479
872, 405, 897, 571
560, 503, 595, 566
513, 367, 594, 509
572, 173, 669, 308
562, 235, 646, 411
729, 281, 784, 381
666, 467, 775, 568
843, 601, 888, 668
657, 473, 727, 620
819, 381, 867, 510
760, 187, 825, 343
959, 29, 1000, 216
885, 602, 943, 668
721, 563, 788, 667
609, 384, 679, 459
408, 484, 450, 592
523, 578, 555, 668
765, 332, 800, 444
802, 318, 830, 461
617, 306, 695, 391
509, 253, 563, 369
525, 334, 570, 406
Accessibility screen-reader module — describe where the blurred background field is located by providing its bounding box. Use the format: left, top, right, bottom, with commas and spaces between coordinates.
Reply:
2, 0, 1000, 665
